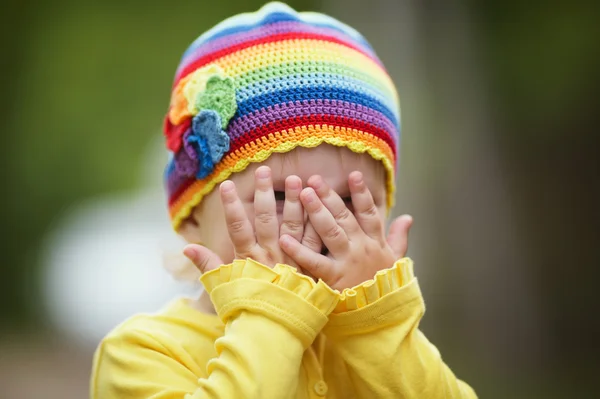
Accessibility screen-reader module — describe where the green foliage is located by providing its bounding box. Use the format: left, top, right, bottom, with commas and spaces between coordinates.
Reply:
477, 3, 600, 138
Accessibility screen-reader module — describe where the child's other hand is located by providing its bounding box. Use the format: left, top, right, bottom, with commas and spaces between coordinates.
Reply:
183, 244, 223, 274
279, 171, 412, 291
279, 174, 323, 275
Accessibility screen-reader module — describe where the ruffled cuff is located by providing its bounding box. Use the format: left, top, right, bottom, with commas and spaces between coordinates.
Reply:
200, 259, 339, 347
325, 258, 424, 334
333, 257, 415, 313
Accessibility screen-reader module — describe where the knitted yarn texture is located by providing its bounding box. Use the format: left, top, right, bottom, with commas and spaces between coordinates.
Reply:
164, 2, 401, 229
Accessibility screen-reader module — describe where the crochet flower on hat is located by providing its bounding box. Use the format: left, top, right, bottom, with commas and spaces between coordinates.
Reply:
188, 110, 230, 179
163, 117, 191, 153
182, 64, 224, 115
165, 65, 235, 179
195, 76, 237, 129
174, 129, 198, 177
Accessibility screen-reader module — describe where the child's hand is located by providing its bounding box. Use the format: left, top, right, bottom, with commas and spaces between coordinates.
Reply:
183, 244, 223, 275
279, 171, 413, 291
185, 165, 316, 274
184, 166, 324, 274
279, 174, 323, 276
217, 165, 286, 267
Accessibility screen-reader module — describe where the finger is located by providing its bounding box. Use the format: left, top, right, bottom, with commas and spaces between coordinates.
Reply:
254, 166, 279, 250
348, 171, 385, 241
183, 244, 223, 274
302, 221, 323, 254
308, 175, 360, 237
387, 214, 413, 259
280, 175, 304, 242
300, 187, 349, 256
280, 234, 335, 282
220, 180, 256, 254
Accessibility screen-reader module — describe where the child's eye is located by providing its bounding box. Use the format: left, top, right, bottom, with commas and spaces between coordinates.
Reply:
274, 191, 285, 201
273, 191, 352, 206
342, 197, 354, 213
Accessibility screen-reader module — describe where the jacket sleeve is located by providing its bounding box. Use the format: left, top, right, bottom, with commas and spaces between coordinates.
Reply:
323, 258, 477, 399
91, 259, 339, 399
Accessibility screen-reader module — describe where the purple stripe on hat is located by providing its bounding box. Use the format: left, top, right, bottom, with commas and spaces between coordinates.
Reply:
177, 20, 378, 76
166, 164, 192, 197
227, 99, 399, 144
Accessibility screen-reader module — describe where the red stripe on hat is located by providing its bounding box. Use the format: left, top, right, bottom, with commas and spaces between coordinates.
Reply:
228, 114, 397, 158
174, 32, 384, 87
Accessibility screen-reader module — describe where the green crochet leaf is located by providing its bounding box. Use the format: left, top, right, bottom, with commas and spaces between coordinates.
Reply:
195, 76, 237, 129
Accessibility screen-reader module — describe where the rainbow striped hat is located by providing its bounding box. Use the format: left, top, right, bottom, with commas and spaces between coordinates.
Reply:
164, 2, 401, 229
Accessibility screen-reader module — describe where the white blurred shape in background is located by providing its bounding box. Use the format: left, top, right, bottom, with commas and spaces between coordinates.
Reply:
41, 138, 200, 346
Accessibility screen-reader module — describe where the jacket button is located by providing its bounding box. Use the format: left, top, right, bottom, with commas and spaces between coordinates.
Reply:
313, 380, 328, 396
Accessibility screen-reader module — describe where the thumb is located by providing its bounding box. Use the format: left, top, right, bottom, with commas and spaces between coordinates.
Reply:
183, 244, 223, 274
386, 214, 413, 259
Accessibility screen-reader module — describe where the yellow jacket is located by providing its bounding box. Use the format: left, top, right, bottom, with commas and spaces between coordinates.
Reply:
91, 258, 476, 398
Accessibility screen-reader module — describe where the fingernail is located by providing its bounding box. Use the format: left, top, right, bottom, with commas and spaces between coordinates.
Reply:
311, 178, 322, 190
286, 176, 301, 190
303, 188, 316, 203
221, 180, 234, 193
351, 171, 363, 185
256, 167, 270, 179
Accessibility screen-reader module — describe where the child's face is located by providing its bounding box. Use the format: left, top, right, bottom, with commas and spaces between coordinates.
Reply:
181, 145, 388, 265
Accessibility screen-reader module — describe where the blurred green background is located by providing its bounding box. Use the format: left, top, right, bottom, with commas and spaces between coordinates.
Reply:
1, 0, 598, 397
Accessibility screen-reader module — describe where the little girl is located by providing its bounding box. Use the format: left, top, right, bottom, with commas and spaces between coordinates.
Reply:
91, 2, 477, 398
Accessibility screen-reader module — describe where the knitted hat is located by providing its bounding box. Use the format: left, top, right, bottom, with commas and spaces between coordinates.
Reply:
164, 2, 401, 229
